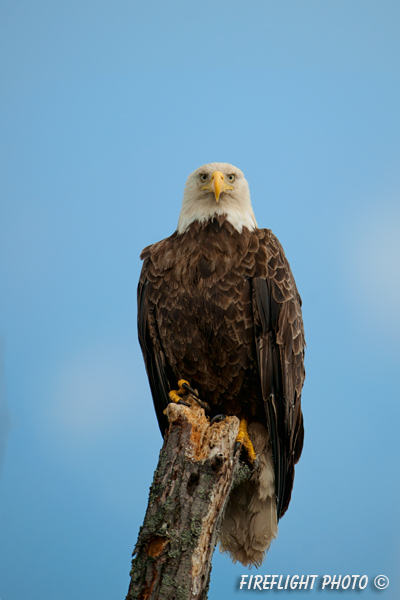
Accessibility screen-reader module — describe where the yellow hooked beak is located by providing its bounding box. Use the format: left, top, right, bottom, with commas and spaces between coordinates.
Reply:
201, 171, 234, 202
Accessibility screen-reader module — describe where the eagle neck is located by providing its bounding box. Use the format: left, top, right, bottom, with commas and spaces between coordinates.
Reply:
177, 202, 257, 235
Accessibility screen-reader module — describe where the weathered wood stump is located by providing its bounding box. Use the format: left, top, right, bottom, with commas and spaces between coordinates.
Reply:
126, 395, 246, 600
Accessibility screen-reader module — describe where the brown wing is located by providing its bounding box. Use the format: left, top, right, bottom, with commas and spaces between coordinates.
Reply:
252, 230, 305, 519
137, 254, 174, 435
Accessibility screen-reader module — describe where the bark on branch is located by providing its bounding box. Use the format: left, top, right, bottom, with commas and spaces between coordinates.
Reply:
126, 396, 249, 600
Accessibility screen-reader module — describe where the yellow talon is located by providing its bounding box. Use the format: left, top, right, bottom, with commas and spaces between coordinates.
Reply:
168, 380, 191, 404
167, 379, 210, 415
168, 390, 182, 403
177, 379, 190, 393
236, 419, 257, 464
168, 379, 191, 403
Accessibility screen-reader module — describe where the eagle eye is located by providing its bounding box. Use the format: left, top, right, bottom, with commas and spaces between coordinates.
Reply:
227, 174, 235, 183
199, 174, 208, 183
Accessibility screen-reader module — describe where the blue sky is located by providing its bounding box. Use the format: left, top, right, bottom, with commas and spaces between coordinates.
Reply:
1, 1, 400, 599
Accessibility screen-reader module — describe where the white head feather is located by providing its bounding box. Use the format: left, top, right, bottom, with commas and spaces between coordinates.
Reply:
177, 162, 258, 234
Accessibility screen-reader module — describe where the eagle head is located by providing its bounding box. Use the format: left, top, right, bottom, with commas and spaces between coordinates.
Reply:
177, 162, 257, 234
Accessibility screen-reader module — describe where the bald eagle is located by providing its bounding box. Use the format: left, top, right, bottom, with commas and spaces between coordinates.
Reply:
138, 163, 305, 567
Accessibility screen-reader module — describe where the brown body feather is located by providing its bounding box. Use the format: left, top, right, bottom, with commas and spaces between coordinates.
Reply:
138, 215, 305, 523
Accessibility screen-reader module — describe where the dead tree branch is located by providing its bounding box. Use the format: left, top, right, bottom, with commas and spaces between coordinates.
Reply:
126, 395, 247, 600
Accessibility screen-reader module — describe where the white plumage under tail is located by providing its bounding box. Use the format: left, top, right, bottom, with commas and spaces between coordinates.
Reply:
219, 422, 278, 567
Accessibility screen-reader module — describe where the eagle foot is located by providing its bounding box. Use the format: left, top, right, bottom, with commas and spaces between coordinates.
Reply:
180, 381, 210, 411
235, 419, 258, 469
168, 379, 210, 412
